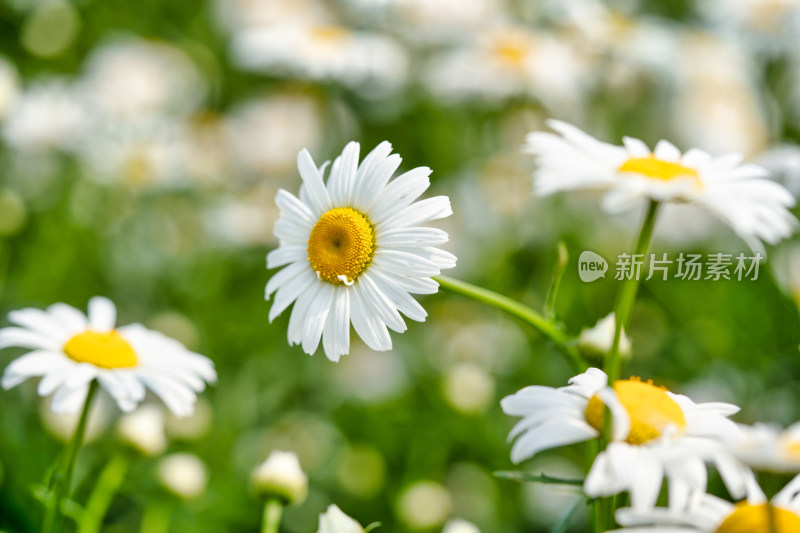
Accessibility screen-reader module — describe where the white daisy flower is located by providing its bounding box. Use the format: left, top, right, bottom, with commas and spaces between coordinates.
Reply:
0, 297, 217, 416
232, 23, 409, 94
613, 474, 800, 533
317, 504, 364, 533
265, 141, 456, 361
725, 422, 800, 473
501, 368, 748, 510
524, 120, 797, 251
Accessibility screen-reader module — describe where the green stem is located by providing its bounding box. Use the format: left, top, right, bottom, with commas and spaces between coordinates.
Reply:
139, 502, 171, 533
603, 200, 660, 384
42, 380, 99, 533
261, 499, 284, 533
545, 242, 569, 320
434, 275, 586, 372
77, 453, 131, 533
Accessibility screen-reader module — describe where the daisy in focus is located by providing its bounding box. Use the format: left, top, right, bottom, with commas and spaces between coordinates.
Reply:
265, 141, 455, 361
524, 120, 797, 251
0, 297, 216, 416
501, 368, 748, 510
613, 474, 800, 533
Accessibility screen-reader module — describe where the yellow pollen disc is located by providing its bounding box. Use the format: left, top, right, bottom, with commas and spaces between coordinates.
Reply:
585, 377, 686, 445
307, 207, 376, 285
619, 155, 700, 184
715, 503, 800, 533
64, 330, 138, 369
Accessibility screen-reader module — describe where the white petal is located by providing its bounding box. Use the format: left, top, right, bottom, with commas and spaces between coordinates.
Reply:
349, 288, 392, 351
88, 297, 117, 332
297, 148, 331, 216
322, 288, 350, 361
381, 196, 452, 228
301, 283, 335, 355
0, 327, 61, 351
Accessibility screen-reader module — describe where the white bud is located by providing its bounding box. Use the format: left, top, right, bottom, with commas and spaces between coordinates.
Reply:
117, 404, 167, 456
443, 519, 480, 533
252, 450, 308, 505
317, 504, 364, 533
578, 313, 632, 362
158, 453, 207, 499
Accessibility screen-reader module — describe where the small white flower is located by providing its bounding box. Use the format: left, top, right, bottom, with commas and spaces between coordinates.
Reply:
577, 313, 631, 362
524, 120, 797, 251
501, 368, 748, 510
317, 504, 364, 533
117, 404, 167, 456
158, 453, 208, 499
251, 450, 308, 505
0, 297, 217, 416
266, 141, 456, 361
614, 473, 800, 532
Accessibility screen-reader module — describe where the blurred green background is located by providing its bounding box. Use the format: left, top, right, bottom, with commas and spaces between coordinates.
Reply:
2, 0, 800, 531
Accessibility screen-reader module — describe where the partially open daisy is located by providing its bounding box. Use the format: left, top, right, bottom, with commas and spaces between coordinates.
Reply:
0, 297, 216, 416
524, 120, 797, 251
266, 141, 455, 361
501, 368, 747, 509
614, 474, 800, 533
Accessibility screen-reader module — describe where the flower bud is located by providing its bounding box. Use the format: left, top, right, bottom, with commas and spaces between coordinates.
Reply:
578, 313, 632, 363
117, 404, 167, 456
252, 450, 308, 506
158, 453, 207, 500
317, 504, 364, 533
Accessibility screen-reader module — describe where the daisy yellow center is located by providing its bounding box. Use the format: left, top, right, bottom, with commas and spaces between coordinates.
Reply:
619, 155, 700, 184
64, 330, 138, 369
307, 207, 376, 285
492, 35, 532, 67
585, 377, 686, 445
715, 503, 800, 533
311, 25, 349, 42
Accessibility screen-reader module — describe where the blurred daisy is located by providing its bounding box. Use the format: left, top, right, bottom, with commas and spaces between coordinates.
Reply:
232, 23, 409, 94
318, 504, 364, 533
726, 422, 800, 473
81, 37, 205, 121
266, 141, 455, 361
524, 120, 797, 251
424, 26, 588, 112
501, 368, 747, 510
2, 79, 90, 152
614, 474, 800, 532
0, 297, 216, 416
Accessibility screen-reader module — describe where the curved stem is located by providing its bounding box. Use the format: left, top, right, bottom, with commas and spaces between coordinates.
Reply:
77, 453, 131, 533
42, 379, 99, 533
434, 275, 586, 372
261, 499, 284, 533
603, 200, 660, 384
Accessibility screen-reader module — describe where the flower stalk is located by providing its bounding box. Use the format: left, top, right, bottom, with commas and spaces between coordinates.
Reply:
42, 379, 99, 533
261, 498, 284, 533
434, 275, 586, 372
